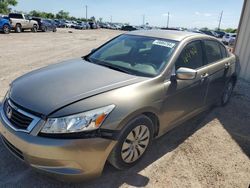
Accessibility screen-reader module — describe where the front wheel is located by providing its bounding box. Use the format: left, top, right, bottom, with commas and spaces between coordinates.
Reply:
3, 24, 10, 34
32, 25, 38, 32
108, 115, 154, 170
221, 80, 234, 106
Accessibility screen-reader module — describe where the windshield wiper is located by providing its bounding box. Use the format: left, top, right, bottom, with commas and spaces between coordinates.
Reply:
95, 62, 133, 75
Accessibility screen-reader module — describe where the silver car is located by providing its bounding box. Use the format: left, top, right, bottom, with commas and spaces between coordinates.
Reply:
0, 30, 238, 181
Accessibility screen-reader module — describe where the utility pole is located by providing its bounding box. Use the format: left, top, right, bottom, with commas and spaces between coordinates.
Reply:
85, 5, 88, 21
218, 11, 223, 31
110, 15, 112, 23
142, 14, 145, 26
167, 12, 170, 28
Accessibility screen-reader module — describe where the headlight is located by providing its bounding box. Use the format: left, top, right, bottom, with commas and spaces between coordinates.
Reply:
40, 105, 115, 134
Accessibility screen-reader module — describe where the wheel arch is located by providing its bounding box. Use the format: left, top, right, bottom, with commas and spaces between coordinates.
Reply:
115, 107, 161, 139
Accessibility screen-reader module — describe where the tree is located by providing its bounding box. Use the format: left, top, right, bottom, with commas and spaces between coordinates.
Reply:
224, 28, 237, 33
0, 0, 18, 14
29, 10, 41, 17
56, 10, 69, 19
90, 16, 95, 21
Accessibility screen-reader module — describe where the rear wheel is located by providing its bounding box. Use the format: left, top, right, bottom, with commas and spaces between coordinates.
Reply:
108, 115, 154, 170
3, 24, 10, 34
221, 80, 234, 106
15, 24, 21, 33
42, 26, 48, 32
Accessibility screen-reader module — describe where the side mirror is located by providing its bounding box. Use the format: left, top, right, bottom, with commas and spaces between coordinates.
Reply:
176, 67, 197, 80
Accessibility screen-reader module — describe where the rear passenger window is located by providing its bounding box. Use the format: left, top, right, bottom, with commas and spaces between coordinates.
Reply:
204, 40, 222, 63
219, 44, 228, 58
175, 41, 203, 70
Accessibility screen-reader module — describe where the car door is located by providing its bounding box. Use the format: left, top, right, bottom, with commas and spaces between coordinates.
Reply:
23, 14, 30, 29
160, 40, 209, 132
202, 40, 232, 105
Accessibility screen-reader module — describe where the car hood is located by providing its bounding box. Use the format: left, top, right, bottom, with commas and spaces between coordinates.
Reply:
10, 59, 145, 116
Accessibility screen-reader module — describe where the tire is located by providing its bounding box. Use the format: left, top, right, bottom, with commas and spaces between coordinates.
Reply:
32, 25, 38, 32
3, 24, 10, 34
15, 24, 21, 33
42, 27, 47, 32
53, 28, 57, 32
221, 80, 234, 106
108, 115, 154, 170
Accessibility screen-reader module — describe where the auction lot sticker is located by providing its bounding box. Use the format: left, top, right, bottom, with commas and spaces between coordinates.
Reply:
153, 40, 176, 48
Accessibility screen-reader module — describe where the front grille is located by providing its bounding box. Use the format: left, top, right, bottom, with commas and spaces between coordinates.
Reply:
1, 135, 24, 160
3, 100, 33, 130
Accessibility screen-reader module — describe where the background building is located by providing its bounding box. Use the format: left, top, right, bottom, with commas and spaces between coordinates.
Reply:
235, 0, 250, 81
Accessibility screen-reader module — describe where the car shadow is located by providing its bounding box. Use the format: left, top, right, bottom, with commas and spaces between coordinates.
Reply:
0, 81, 249, 187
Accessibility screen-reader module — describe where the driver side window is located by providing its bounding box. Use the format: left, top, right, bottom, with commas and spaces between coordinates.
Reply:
175, 41, 204, 70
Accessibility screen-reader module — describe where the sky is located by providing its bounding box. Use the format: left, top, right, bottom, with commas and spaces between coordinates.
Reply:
13, 0, 244, 29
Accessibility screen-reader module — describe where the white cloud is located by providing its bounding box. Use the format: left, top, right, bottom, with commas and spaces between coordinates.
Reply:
162, 13, 172, 17
204, 13, 212, 17
195, 11, 212, 17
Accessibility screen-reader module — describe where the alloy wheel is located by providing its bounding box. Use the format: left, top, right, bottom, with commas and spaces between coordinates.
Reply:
3, 25, 9, 34
121, 125, 150, 163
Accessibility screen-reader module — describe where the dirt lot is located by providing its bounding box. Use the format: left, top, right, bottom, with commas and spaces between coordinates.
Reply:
0, 29, 249, 188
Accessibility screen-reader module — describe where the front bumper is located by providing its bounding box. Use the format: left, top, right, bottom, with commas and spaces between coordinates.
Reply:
0, 107, 117, 182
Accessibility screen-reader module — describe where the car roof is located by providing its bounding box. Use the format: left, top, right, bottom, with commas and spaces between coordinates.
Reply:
127, 30, 205, 41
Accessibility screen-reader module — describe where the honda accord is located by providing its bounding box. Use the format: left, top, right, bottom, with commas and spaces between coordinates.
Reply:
0, 30, 238, 181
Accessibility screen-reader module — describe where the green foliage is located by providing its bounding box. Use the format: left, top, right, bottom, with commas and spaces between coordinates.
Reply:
223, 28, 237, 33
0, 0, 18, 14
55, 10, 69, 19
29, 10, 55, 19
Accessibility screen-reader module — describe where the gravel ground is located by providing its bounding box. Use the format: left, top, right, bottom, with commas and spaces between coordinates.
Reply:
0, 29, 249, 188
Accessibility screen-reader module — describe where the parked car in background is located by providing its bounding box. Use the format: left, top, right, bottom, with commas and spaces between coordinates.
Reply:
32, 17, 57, 32
121, 25, 137, 31
228, 37, 236, 47
0, 15, 11, 34
199, 30, 217, 37
54, 20, 66, 28
65, 20, 74, 28
222, 33, 237, 45
9, 13, 38, 33
0, 30, 238, 181
214, 30, 225, 38
89, 21, 98, 29
75, 22, 87, 30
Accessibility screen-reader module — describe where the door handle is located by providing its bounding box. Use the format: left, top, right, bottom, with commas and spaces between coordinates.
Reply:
225, 62, 231, 69
200, 73, 209, 82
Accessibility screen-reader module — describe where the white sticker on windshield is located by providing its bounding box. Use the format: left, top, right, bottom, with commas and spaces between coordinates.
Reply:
153, 40, 175, 48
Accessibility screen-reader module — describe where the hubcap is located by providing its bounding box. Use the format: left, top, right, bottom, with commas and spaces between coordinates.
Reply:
223, 82, 233, 103
121, 125, 150, 163
4, 26, 9, 33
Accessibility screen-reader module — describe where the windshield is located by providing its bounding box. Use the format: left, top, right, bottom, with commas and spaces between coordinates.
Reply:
86, 34, 178, 77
